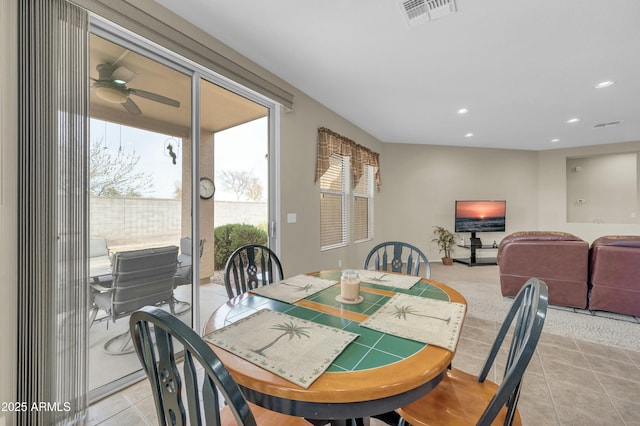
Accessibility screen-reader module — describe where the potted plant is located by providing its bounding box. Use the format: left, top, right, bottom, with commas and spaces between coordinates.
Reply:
432, 226, 457, 265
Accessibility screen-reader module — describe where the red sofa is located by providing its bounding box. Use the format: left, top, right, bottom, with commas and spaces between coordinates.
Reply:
497, 231, 590, 309
589, 236, 640, 317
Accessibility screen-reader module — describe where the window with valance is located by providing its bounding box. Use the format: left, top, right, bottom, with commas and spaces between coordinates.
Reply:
315, 127, 382, 191
316, 128, 380, 249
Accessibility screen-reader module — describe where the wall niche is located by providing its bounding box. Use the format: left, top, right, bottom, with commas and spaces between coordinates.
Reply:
566, 152, 639, 224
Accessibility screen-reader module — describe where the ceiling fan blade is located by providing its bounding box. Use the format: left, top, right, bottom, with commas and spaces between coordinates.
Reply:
111, 66, 136, 83
122, 98, 142, 115
128, 88, 180, 108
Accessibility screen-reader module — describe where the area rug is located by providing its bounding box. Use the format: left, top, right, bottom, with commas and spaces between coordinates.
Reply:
430, 263, 640, 352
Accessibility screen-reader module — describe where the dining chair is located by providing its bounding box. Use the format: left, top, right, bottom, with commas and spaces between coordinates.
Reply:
224, 244, 284, 299
359, 241, 431, 426
130, 306, 311, 426
396, 277, 549, 426
92, 245, 179, 354
363, 241, 431, 278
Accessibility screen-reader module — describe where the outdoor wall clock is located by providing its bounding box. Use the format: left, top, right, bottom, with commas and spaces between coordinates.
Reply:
199, 177, 215, 199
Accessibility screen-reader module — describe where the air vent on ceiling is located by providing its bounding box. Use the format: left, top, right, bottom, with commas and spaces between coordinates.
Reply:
397, 0, 457, 27
593, 120, 622, 128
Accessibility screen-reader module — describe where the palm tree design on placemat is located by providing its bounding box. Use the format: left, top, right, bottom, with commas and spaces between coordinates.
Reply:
367, 273, 389, 282
392, 304, 451, 324
253, 320, 311, 356
279, 281, 313, 293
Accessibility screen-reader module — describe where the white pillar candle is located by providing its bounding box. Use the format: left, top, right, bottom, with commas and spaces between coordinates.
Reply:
340, 269, 360, 301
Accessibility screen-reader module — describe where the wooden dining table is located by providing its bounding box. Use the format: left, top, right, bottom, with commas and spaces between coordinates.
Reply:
203, 270, 467, 423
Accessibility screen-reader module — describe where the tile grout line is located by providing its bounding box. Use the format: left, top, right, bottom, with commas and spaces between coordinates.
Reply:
535, 345, 565, 426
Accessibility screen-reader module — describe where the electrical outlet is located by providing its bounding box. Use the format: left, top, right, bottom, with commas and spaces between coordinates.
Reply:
338, 259, 342, 267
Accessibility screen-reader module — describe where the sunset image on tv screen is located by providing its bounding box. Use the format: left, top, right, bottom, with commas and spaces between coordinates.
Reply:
455, 201, 506, 232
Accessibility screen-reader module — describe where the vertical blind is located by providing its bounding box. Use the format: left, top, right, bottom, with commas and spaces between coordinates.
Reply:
17, 0, 89, 424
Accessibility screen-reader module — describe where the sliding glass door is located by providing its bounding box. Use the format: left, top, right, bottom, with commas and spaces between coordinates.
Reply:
88, 31, 193, 394
199, 78, 270, 329
88, 20, 277, 399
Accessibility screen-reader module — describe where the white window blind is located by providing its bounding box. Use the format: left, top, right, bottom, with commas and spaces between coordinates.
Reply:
354, 165, 374, 242
320, 154, 348, 250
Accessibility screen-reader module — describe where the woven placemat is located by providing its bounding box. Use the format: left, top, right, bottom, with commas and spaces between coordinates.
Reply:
358, 270, 421, 289
250, 274, 339, 303
361, 293, 466, 351
205, 309, 358, 388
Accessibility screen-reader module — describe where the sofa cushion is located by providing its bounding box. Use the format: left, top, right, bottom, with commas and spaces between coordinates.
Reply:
498, 232, 589, 308
589, 236, 640, 316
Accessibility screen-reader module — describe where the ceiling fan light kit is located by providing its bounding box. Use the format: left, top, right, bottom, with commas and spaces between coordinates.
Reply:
92, 62, 180, 115
94, 81, 128, 104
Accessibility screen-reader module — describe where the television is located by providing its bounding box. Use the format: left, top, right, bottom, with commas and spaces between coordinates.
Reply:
455, 200, 506, 235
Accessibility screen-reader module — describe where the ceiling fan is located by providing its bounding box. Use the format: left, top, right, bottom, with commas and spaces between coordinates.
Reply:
91, 63, 180, 115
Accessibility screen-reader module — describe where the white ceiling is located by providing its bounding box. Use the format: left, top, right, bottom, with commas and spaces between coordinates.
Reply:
156, 0, 640, 151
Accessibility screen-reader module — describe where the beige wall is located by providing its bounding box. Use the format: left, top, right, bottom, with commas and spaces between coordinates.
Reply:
1, 0, 17, 423
279, 93, 386, 275
187, 131, 215, 278
200, 132, 216, 278
566, 153, 637, 224
276, 98, 543, 271
378, 143, 539, 261
538, 140, 640, 243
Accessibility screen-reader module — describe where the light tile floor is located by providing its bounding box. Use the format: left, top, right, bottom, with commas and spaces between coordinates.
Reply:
89, 288, 640, 426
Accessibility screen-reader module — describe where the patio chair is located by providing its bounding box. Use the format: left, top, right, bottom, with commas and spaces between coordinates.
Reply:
89, 237, 113, 327
93, 245, 179, 354
396, 277, 549, 426
89, 237, 113, 286
364, 241, 431, 278
224, 244, 284, 299
129, 306, 311, 426
172, 237, 205, 314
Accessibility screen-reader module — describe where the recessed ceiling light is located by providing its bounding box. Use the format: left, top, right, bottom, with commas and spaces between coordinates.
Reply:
464, 132, 474, 138
595, 80, 615, 89
566, 118, 580, 124
457, 108, 469, 114
551, 138, 560, 143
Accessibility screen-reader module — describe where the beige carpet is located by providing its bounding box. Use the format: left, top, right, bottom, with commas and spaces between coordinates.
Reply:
430, 263, 640, 352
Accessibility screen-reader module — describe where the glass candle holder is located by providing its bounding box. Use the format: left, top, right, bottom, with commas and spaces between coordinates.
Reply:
340, 269, 360, 301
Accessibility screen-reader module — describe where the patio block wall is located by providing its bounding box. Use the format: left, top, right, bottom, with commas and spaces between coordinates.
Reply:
90, 196, 267, 250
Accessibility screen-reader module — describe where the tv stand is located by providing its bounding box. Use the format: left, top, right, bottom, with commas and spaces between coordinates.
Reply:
453, 232, 498, 267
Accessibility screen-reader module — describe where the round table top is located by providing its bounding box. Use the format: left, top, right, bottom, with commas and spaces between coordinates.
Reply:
203, 270, 467, 418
